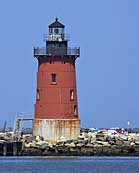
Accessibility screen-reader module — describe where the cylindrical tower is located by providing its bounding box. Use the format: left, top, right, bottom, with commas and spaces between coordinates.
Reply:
33, 18, 80, 141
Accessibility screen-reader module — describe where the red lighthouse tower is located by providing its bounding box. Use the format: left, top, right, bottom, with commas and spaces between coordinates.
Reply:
33, 18, 80, 141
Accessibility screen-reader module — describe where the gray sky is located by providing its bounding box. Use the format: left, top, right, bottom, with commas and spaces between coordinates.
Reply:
0, 0, 139, 128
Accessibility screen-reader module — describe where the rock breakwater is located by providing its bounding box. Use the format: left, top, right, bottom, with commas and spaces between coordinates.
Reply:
22, 129, 139, 156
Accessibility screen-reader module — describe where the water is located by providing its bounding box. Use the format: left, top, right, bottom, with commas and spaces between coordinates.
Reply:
0, 156, 139, 173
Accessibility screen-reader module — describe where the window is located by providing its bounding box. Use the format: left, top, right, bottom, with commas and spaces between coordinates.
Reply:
49, 28, 52, 34
70, 89, 74, 100
74, 105, 77, 116
51, 73, 56, 83
54, 28, 59, 34
37, 89, 40, 100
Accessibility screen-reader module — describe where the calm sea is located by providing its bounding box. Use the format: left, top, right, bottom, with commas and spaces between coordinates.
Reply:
0, 156, 139, 173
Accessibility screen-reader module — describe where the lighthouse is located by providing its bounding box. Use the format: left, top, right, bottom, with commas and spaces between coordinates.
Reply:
33, 18, 80, 141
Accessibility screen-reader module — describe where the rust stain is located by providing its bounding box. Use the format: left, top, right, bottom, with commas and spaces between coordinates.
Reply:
33, 119, 80, 141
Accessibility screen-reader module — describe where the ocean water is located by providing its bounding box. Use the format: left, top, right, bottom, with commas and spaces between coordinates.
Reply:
0, 156, 139, 173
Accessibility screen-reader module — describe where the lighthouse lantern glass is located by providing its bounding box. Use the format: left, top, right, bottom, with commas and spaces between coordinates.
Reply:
49, 28, 64, 35
49, 27, 64, 41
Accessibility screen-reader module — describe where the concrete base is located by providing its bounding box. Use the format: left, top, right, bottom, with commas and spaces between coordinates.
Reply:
33, 119, 80, 142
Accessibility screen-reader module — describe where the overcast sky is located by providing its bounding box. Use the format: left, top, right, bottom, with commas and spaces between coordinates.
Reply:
0, 0, 139, 128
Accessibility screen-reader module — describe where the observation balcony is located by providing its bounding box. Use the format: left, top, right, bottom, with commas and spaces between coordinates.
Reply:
34, 47, 80, 57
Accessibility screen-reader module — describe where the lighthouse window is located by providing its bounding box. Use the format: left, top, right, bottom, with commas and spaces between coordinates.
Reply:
70, 89, 74, 100
51, 73, 56, 83
37, 89, 40, 100
74, 105, 77, 116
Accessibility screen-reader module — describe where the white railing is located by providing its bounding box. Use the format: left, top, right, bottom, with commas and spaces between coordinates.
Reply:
44, 34, 69, 41
34, 47, 80, 57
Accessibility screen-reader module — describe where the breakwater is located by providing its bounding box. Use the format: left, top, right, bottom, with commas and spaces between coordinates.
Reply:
22, 142, 139, 156
1, 129, 139, 156
22, 129, 139, 156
